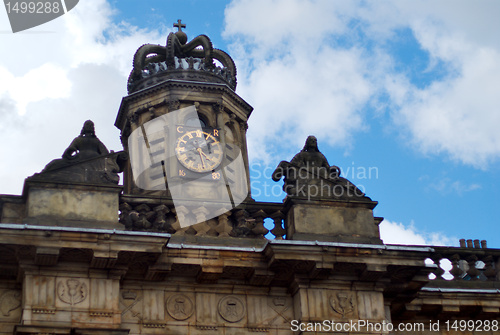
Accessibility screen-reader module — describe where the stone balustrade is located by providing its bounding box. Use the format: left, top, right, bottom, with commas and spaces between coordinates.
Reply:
119, 195, 285, 239
119, 196, 500, 284
427, 243, 500, 282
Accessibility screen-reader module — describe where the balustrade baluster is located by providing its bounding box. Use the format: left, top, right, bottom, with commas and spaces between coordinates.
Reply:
449, 254, 464, 280
466, 255, 480, 280
251, 210, 269, 237
270, 211, 285, 240
482, 255, 497, 281
431, 254, 445, 280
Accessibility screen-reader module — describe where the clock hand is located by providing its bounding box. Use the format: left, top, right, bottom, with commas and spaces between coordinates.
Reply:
196, 148, 206, 168
198, 149, 216, 162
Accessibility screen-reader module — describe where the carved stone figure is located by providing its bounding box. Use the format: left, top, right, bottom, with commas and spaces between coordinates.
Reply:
63, 120, 109, 161
272, 136, 370, 200
29, 120, 127, 184
43, 120, 109, 170
290, 136, 340, 178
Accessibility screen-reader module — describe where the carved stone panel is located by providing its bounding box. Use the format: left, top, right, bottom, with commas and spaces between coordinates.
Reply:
329, 291, 356, 319
247, 295, 293, 331
356, 291, 385, 321
195, 293, 217, 329
120, 290, 143, 322
218, 295, 245, 323
165, 293, 194, 321
142, 289, 165, 323
0, 290, 21, 319
89, 278, 117, 317
306, 289, 359, 320
55, 278, 89, 308
25, 275, 56, 313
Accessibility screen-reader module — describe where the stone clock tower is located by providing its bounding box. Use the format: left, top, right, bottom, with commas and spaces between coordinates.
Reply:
115, 21, 253, 223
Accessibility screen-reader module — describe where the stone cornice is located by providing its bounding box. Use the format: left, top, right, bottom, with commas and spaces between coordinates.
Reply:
115, 79, 253, 131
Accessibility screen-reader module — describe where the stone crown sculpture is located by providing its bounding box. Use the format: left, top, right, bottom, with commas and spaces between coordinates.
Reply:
127, 20, 237, 94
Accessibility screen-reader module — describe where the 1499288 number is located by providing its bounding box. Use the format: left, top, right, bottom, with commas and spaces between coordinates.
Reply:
445, 319, 499, 332
5, 1, 61, 14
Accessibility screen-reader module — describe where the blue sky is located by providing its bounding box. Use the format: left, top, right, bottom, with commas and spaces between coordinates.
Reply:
1, 0, 499, 247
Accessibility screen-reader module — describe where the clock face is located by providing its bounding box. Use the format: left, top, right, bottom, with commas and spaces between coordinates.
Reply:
175, 128, 223, 173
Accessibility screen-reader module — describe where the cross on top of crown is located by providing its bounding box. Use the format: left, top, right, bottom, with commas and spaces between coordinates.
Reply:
174, 19, 186, 32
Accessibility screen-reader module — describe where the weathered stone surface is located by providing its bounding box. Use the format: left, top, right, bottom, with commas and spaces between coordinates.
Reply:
0, 196, 24, 224
23, 181, 122, 228
115, 83, 252, 199
284, 198, 382, 244
1, 224, 499, 335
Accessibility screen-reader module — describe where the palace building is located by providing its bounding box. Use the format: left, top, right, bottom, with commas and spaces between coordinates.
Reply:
1, 22, 499, 335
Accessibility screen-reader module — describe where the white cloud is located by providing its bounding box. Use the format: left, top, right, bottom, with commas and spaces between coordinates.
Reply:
224, 0, 377, 163
380, 219, 458, 279
224, 0, 500, 168
370, 1, 500, 168
0, 0, 167, 195
389, 44, 500, 168
242, 46, 373, 161
380, 219, 455, 246
421, 176, 481, 196
224, 0, 351, 59
0, 63, 72, 115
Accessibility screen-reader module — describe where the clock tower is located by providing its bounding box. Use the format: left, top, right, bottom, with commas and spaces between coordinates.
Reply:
115, 21, 253, 226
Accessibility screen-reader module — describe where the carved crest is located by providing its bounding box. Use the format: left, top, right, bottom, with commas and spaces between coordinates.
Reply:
0, 290, 21, 317
267, 297, 291, 325
166, 293, 194, 321
120, 290, 142, 320
329, 291, 355, 318
218, 295, 245, 323
57, 279, 87, 305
